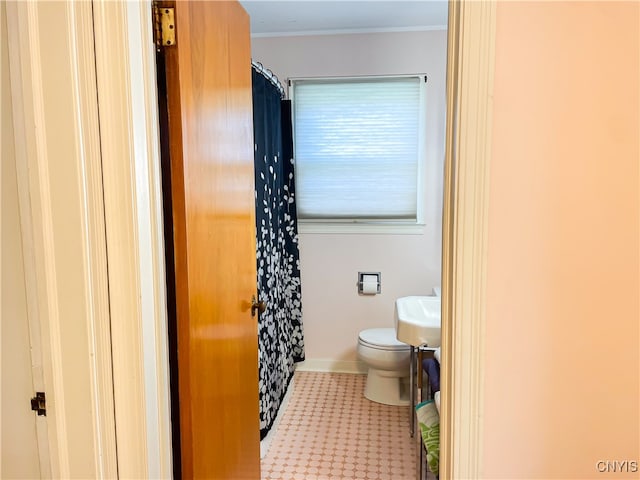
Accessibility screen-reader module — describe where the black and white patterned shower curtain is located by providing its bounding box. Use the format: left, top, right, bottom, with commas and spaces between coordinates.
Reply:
252, 67, 305, 440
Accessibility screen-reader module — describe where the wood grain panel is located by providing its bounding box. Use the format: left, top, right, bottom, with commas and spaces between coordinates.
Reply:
159, 1, 260, 478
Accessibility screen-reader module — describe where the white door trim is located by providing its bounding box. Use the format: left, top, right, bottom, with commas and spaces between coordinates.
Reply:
4, 4, 52, 475
5, 1, 117, 477
92, 1, 173, 477
441, 1, 496, 478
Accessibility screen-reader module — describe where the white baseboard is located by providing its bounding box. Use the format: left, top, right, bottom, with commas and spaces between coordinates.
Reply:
295, 359, 368, 374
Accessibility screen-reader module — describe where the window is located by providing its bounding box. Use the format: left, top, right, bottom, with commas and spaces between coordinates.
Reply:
290, 75, 426, 231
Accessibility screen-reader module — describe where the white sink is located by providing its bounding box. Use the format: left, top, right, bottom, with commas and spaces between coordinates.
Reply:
394, 296, 441, 347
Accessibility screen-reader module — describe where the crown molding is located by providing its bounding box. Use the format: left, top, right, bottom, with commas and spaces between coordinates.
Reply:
251, 24, 447, 38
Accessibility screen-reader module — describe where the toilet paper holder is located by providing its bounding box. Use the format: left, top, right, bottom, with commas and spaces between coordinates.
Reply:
358, 272, 381, 295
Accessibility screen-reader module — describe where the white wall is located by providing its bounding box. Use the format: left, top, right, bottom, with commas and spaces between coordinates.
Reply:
252, 30, 447, 368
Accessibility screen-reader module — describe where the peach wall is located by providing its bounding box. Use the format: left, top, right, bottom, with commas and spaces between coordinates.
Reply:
251, 31, 447, 366
484, 2, 639, 478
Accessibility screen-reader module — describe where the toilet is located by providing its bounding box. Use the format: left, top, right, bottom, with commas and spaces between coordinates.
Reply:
357, 327, 411, 406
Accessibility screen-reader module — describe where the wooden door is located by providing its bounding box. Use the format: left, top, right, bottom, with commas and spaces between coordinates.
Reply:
156, 1, 260, 478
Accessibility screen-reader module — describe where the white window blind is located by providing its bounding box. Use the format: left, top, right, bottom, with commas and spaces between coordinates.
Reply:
291, 76, 424, 222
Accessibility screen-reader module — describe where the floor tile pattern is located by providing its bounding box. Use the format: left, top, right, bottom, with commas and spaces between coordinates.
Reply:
261, 371, 420, 480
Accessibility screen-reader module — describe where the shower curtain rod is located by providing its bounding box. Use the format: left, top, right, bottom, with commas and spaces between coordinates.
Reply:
252, 60, 286, 99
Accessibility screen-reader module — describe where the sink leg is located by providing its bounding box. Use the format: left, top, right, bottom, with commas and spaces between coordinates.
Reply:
417, 425, 423, 479
409, 347, 415, 437
416, 348, 425, 480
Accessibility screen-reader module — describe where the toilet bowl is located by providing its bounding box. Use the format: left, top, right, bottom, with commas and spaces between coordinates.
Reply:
357, 327, 411, 406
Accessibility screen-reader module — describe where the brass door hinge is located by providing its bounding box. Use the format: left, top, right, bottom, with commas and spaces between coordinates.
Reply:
31, 392, 46, 416
153, 4, 176, 48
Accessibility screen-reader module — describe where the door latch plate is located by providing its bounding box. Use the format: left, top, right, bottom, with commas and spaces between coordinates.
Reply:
31, 392, 46, 416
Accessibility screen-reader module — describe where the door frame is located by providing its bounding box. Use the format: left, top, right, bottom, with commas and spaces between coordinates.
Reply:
5, 1, 118, 477
94, 0, 495, 477
92, 1, 173, 478
440, 2, 496, 478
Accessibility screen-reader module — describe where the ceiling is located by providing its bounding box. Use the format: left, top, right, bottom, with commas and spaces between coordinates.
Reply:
239, 1, 448, 36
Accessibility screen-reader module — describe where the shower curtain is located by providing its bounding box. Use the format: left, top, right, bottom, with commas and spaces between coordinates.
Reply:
252, 66, 305, 440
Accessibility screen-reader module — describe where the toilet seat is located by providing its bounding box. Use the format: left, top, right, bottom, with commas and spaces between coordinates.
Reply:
358, 328, 409, 352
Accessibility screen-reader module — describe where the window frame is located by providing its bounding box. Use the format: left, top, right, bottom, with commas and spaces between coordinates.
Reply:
289, 74, 429, 235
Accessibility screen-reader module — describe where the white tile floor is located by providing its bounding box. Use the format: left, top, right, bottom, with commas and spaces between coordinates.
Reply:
261, 371, 433, 480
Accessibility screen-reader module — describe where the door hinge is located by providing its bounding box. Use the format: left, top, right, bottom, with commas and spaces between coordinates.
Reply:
153, 4, 176, 48
30, 392, 46, 416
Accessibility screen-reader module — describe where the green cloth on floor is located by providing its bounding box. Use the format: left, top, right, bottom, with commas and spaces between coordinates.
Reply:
415, 399, 440, 476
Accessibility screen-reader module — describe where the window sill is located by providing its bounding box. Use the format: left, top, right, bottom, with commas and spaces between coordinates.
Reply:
297, 222, 426, 235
